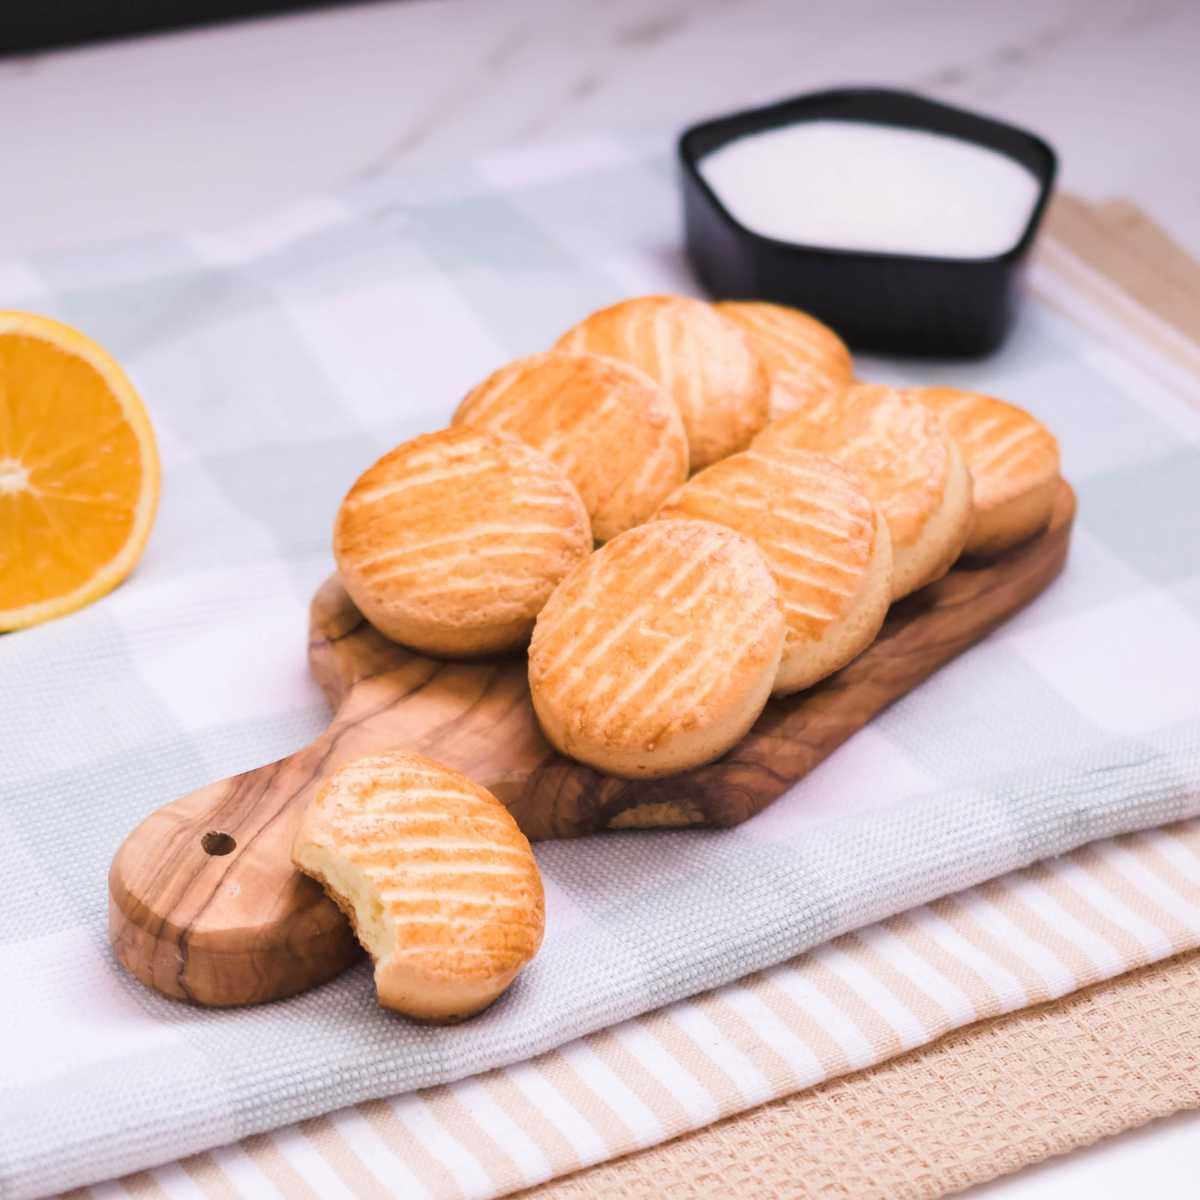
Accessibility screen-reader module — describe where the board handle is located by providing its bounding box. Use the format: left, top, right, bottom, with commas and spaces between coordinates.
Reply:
108, 723, 365, 1006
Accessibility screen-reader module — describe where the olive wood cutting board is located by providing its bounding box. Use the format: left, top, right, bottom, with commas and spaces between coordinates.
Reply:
109, 480, 1075, 1007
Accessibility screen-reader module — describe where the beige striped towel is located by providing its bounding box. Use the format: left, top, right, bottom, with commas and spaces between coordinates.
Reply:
527, 948, 1200, 1199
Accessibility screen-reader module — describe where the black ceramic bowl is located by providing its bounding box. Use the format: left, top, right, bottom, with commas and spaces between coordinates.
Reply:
679, 87, 1057, 357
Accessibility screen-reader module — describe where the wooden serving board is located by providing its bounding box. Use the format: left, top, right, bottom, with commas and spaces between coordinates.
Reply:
109, 481, 1075, 1007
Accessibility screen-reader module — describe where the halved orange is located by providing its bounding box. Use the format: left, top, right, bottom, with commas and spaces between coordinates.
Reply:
0, 312, 160, 631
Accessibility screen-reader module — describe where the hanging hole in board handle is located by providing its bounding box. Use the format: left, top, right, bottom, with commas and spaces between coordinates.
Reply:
201, 830, 237, 856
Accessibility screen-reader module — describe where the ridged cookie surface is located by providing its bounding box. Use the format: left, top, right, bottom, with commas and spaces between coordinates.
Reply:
452, 351, 688, 542
716, 301, 854, 421
554, 295, 770, 470
334, 427, 591, 656
913, 387, 1060, 556
528, 519, 785, 778
655, 448, 892, 694
753, 383, 972, 599
293, 750, 545, 1021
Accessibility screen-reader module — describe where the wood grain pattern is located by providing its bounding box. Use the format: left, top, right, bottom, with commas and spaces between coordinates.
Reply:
109, 481, 1075, 1006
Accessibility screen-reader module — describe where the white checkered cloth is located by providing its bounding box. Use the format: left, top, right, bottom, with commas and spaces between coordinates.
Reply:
1, 135, 1198, 1200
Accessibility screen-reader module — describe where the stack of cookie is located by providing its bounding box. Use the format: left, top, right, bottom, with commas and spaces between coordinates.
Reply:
295, 293, 1062, 1020
332, 293, 1061, 779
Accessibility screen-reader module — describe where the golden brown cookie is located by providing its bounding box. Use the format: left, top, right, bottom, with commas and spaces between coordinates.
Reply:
293, 750, 545, 1022
334, 427, 591, 656
913, 387, 1061, 556
553, 295, 770, 470
452, 351, 688, 542
753, 383, 972, 599
528, 519, 785, 778
655, 448, 892, 694
716, 301, 854, 420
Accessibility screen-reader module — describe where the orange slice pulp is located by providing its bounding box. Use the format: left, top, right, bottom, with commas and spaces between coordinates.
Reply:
0, 312, 159, 631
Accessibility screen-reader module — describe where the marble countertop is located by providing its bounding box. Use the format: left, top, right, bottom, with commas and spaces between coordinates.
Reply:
0, 0, 1197, 258
1, 1, 1197, 1195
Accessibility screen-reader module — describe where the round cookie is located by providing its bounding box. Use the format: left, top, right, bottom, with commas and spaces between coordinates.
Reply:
452, 351, 688, 542
553, 295, 770, 470
913, 387, 1060, 556
655, 448, 892, 694
335, 427, 591, 657
528, 519, 785, 778
293, 750, 544, 1022
716, 300, 854, 420
753, 383, 972, 600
